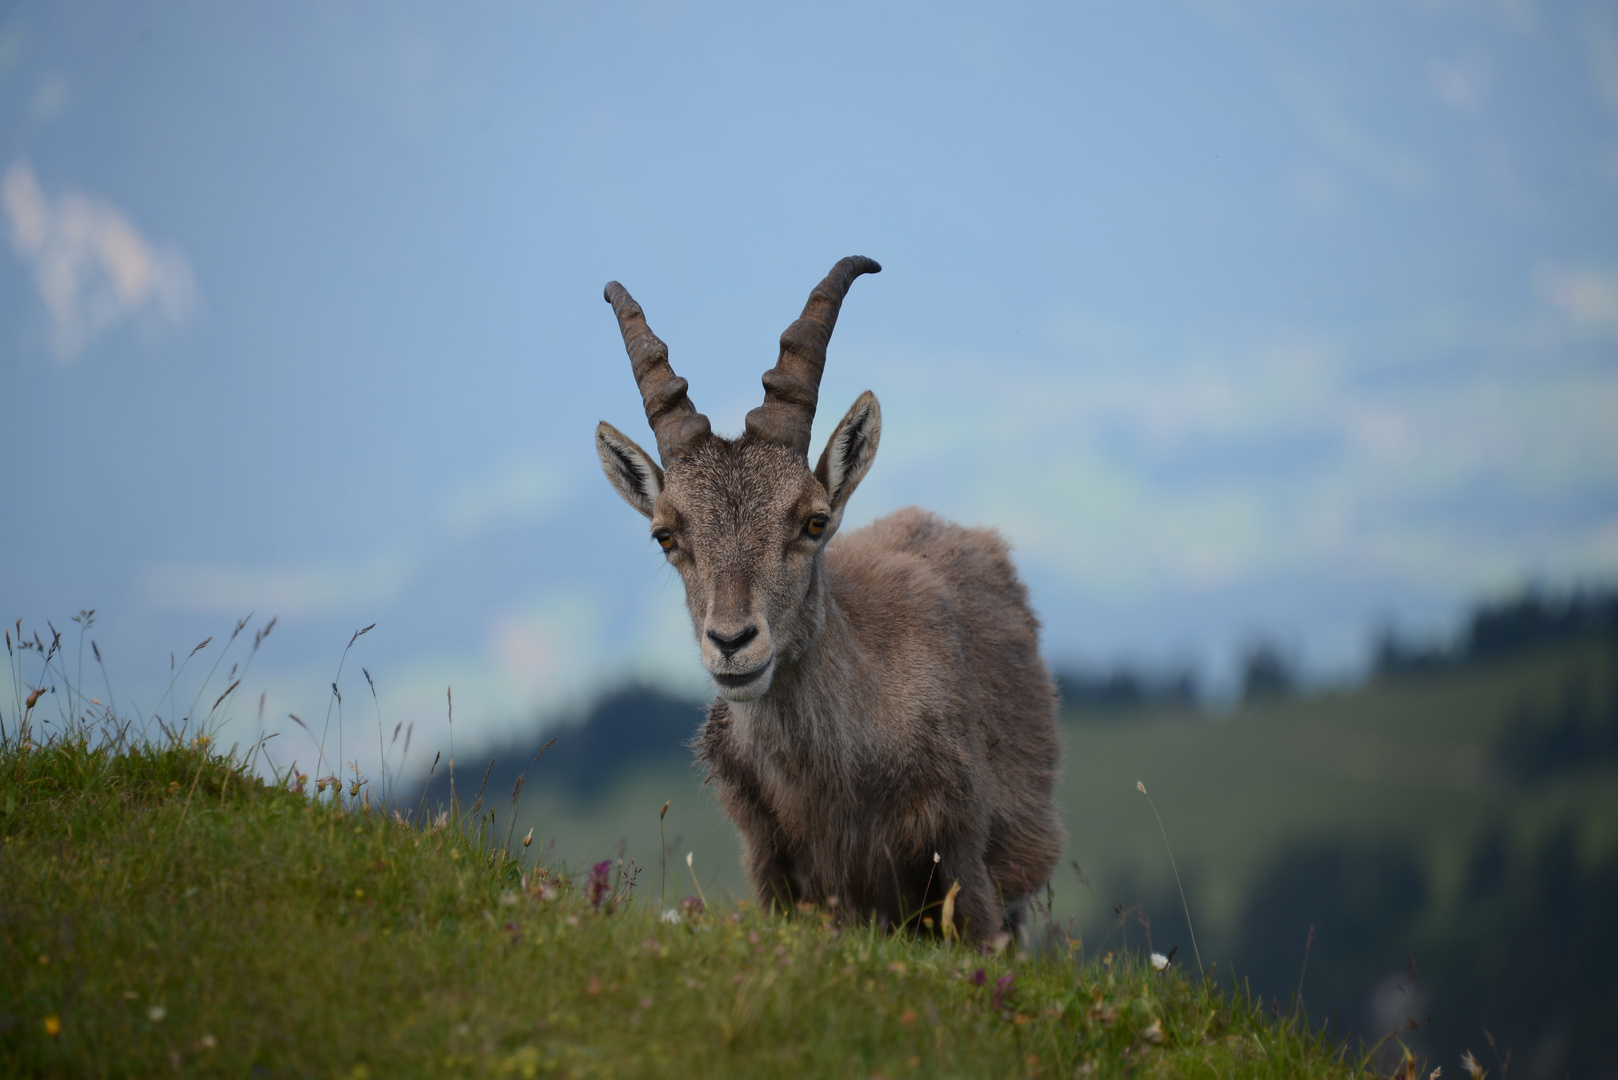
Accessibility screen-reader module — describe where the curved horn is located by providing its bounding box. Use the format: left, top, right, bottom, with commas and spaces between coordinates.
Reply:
604, 281, 712, 465
744, 256, 881, 456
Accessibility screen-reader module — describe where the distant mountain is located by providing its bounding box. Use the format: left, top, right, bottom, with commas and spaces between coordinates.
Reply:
409, 685, 706, 812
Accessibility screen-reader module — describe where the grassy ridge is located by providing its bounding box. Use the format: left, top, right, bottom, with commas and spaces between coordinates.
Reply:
488, 637, 1618, 1071
1, 734, 1363, 1078
487, 637, 1618, 937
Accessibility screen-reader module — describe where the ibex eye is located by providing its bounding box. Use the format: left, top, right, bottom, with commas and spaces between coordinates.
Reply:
805, 515, 829, 538
653, 529, 676, 552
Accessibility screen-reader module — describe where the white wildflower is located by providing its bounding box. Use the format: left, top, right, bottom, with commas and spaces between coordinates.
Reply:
1151, 952, 1170, 972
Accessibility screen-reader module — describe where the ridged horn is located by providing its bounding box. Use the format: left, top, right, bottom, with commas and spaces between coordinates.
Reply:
604, 280, 712, 465
744, 256, 881, 456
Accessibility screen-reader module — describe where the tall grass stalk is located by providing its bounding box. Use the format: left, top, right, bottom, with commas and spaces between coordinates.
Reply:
1137, 779, 1204, 977
659, 799, 670, 906
316, 622, 374, 799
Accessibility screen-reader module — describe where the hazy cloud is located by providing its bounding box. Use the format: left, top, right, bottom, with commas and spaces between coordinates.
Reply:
3, 159, 199, 360
1279, 74, 1429, 192
1535, 264, 1618, 330
0, 26, 21, 83
1586, 5, 1618, 118
442, 458, 569, 541
862, 299, 1618, 604
335, 20, 459, 139
29, 73, 72, 124
1288, 161, 1346, 211
144, 555, 415, 618
1428, 53, 1491, 112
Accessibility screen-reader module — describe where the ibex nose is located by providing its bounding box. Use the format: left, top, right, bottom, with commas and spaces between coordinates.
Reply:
706, 624, 759, 659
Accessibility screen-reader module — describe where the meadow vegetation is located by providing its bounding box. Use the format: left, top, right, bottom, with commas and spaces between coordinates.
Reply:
471, 597, 1618, 1077
0, 620, 1378, 1078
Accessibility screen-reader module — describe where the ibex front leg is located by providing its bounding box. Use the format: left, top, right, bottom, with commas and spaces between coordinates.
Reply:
740, 825, 800, 913
933, 842, 1002, 944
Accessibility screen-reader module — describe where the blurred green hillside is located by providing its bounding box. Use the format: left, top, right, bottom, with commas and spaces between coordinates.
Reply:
454, 592, 1618, 1077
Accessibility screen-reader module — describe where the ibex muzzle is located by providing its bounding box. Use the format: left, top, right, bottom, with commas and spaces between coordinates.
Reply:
595, 257, 1064, 942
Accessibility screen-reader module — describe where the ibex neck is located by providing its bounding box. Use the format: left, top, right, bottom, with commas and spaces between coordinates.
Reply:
729, 574, 878, 757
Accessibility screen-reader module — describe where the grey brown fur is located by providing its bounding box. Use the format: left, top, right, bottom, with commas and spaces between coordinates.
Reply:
594, 257, 1064, 941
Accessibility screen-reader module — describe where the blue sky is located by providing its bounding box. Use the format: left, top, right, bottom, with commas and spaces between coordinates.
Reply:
3, 1, 1616, 774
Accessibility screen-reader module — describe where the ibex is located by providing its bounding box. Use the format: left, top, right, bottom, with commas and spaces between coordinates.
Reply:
595, 256, 1064, 941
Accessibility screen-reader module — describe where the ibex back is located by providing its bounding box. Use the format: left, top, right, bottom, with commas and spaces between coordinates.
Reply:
595, 256, 1064, 942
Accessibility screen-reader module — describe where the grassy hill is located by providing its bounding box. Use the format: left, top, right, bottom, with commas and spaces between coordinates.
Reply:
1, 728, 1356, 1078
466, 633, 1618, 1077
7, 596, 1613, 1075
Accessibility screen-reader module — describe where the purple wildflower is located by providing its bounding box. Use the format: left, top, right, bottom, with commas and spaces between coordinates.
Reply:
991, 972, 1015, 1011
587, 860, 613, 909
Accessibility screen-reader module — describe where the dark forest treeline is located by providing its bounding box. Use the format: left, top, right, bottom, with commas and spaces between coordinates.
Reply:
1375, 586, 1618, 675
1054, 584, 1618, 716
1156, 821, 1618, 1079
430, 585, 1618, 804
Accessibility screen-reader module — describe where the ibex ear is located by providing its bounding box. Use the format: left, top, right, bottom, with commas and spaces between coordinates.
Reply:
596, 421, 663, 518
815, 391, 881, 514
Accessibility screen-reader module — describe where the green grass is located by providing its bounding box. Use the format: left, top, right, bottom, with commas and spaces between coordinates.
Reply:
1055, 637, 1618, 936
1, 730, 1367, 1078
515, 637, 1618, 942
488, 638, 1618, 1074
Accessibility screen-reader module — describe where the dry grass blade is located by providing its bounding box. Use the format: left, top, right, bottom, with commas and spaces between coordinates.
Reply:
470, 756, 495, 816
1137, 780, 1203, 977
686, 851, 708, 909
940, 880, 962, 941
915, 851, 941, 939
501, 774, 526, 858
1293, 924, 1316, 1021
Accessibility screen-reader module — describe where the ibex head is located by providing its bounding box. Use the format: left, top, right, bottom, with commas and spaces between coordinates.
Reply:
596, 257, 882, 702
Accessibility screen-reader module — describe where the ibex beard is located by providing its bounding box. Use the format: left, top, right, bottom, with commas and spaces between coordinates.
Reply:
595, 256, 1065, 943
